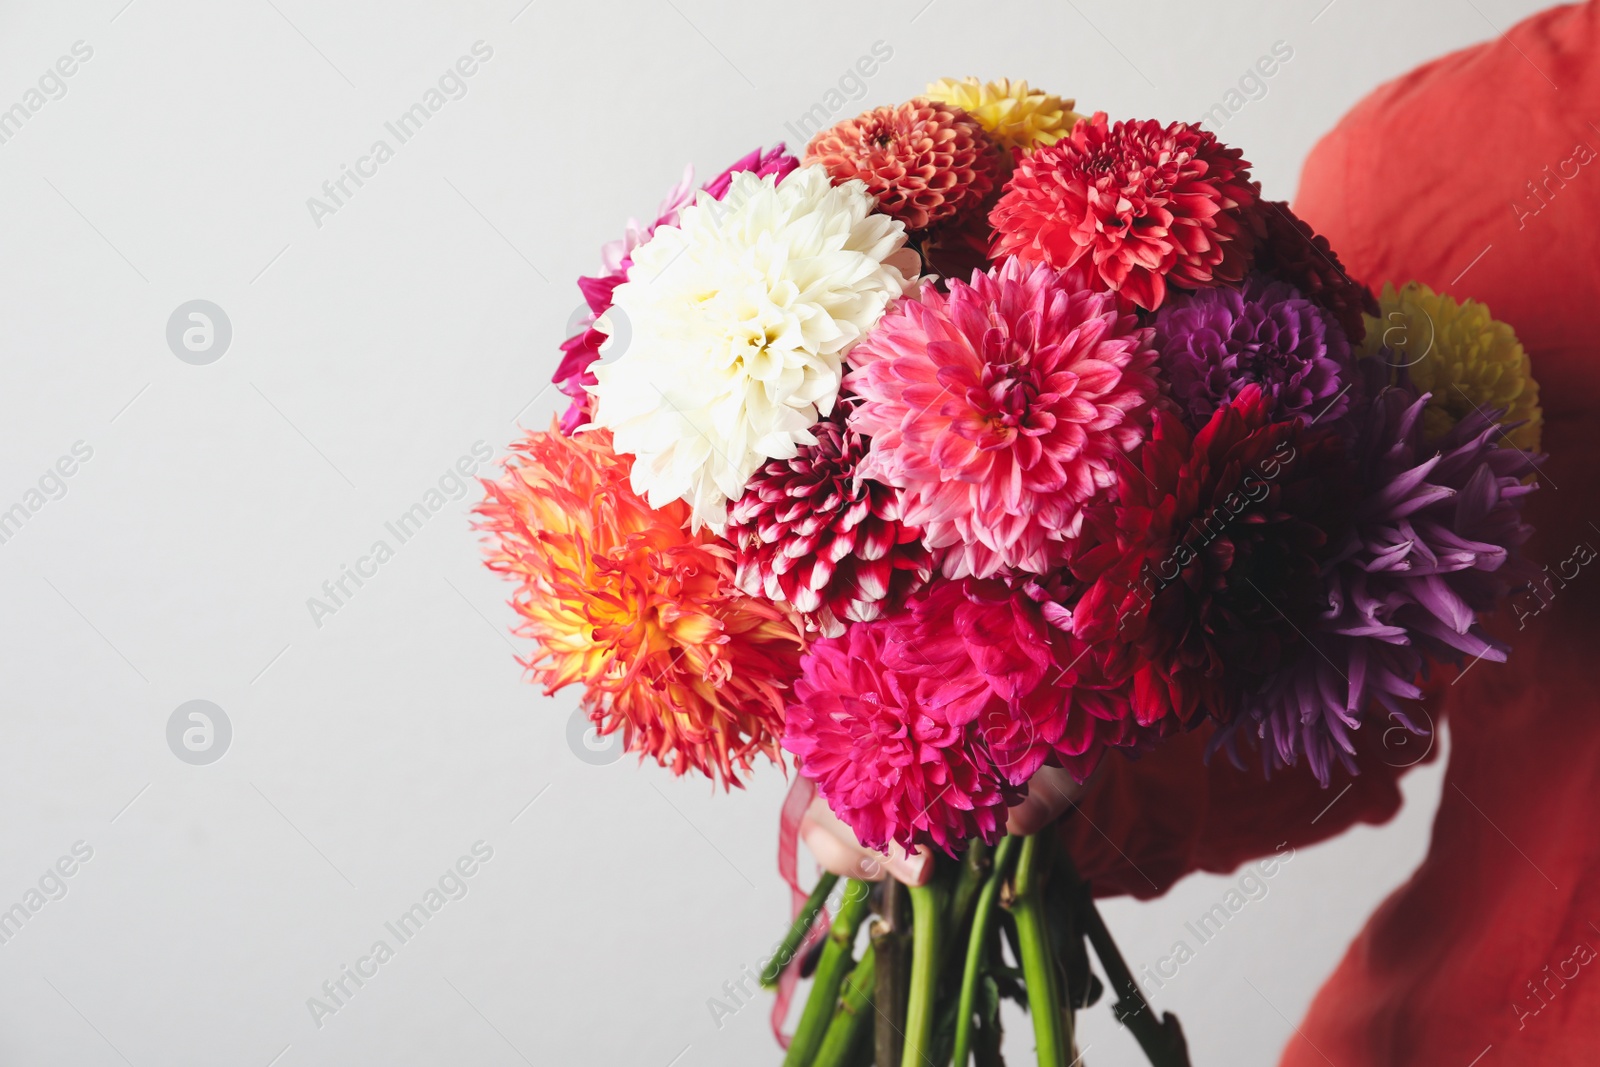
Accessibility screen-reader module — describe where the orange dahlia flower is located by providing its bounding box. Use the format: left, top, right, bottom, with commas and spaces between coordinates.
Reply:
476, 424, 806, 786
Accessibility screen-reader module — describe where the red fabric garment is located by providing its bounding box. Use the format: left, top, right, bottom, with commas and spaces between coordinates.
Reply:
1058, 721, 1426, 901
1059, 4, 1600, 1062
1282, 3, 1600, 1062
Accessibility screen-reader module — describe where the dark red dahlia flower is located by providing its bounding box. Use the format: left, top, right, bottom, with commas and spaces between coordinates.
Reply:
989, 112, 1259, 310
1252, 200, 1378, 343
727, 412, 932, 637
1066, 385, 1354, 732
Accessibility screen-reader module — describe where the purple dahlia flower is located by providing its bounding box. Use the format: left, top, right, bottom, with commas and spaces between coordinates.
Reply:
1225, 380, 1539, 782
1154, 276, 1354, 429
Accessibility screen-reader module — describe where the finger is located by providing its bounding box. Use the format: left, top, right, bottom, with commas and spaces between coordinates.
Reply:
884, 842, 932, 887
802, 813, 886, 882
1007, 765, 1084, 837
804, 797, 929, 885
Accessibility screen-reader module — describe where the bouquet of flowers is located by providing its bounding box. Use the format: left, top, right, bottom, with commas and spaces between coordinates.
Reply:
476, 76, 1543, 1067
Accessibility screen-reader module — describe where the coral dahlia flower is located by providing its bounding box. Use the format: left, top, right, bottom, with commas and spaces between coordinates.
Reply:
846, 258, 1158, 578
989, 113, 1259, 310
805, 99, 1000, 232
476, 424, 805, 787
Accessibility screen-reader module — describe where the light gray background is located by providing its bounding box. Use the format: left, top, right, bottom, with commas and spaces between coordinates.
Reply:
0, 1, 1550, 1064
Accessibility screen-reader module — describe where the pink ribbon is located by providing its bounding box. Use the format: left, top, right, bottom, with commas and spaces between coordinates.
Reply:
771, 773, 823, 1048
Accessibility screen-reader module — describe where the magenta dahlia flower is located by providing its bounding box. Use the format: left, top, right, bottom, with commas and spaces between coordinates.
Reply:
700, 144, 799, 200
881, 577, 1155, 785
783, 619, 1018, 855
784, 573, 1157, 855
989, 113, 1259, 311
846, 258, 1159, 579
727, 411, 932, 637
1230, 380, 1539, 781
1153, 276, 1356, 430
552, 145, 799, 433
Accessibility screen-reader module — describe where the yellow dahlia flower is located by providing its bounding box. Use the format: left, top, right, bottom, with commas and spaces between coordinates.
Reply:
924, 77, 1082, 153
1359, 281, 1542, 452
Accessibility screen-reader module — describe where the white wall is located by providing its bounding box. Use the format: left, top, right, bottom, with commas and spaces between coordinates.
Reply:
0, 1, 1547, 1063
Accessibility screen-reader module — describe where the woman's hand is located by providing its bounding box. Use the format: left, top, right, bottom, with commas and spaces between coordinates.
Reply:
798, 766, 1086, 887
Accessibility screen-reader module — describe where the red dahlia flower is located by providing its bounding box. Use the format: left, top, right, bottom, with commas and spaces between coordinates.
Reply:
1252, 200, 1378, 344
989, 112, 1259, 310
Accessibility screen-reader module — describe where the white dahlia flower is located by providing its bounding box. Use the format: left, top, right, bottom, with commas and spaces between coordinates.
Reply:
589, 165, 917, 530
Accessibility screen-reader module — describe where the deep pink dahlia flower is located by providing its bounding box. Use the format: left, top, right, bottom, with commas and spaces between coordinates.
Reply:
845, 258, 1158, 578
785, 573, 1162, 854
783, 620, 1017, 855
989, 113, 1259, 311
881, 577, 1154, 786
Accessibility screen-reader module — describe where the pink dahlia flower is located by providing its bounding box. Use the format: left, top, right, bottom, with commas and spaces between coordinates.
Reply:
783, 619, 1017, 855
553, 145, 799, 433
989, 113, 1259, 311
846, 258, 1158, 578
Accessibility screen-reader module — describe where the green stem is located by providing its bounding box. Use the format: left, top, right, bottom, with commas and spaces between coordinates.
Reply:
1013, 835, 1069, 1067
812, 945, 877, 1067
785, 879, 872, 1067
951, 836, 1020, 1067
763, 872, 841, 988
1074, 878, 1191, 1067
900, 881, 944, 1067
948, 840, 991, 955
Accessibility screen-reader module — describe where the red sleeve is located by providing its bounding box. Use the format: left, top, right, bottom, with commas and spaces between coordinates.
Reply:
1057, 718, 1428, 900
